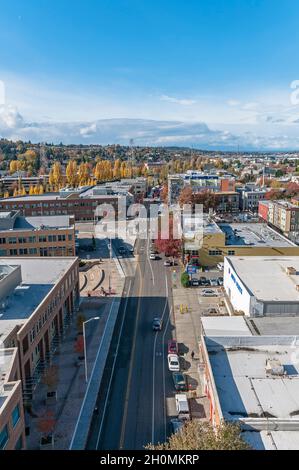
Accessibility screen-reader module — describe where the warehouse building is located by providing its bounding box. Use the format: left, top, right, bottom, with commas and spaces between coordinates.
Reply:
224, 256, 299, 317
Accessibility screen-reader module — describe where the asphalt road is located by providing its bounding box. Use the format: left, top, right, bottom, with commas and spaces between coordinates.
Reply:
86, 235, 176, 450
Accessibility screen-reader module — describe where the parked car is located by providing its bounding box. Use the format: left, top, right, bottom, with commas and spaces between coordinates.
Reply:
210, 279, 218, 287
175, 393, 191, 420
168, 339, 178, 355
217, 277, 223, 286
207, 307, 218, 315
202, 289, 217, 297
164, 259, 171, 267
170, 418, 184, 434
168, 354, 180, 372
172, 372, 187, 391
118, 246, 126, 256
149, 253, 157, 260
152, 318, 163, 331
191, 278, 200, 287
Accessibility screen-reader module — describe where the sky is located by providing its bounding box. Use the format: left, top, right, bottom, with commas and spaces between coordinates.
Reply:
1, 0, 299, 149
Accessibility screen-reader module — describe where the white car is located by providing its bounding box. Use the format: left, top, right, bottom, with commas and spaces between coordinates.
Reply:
149, 253, 157, 260
168, 354, 180, 372
164, 260, 171, 266
202, 289, 217, 297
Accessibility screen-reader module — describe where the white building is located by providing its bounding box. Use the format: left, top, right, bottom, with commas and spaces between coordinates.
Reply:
224, 256, 299, 317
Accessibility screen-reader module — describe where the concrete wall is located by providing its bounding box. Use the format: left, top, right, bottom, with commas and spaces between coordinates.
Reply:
223, 257, 252, 316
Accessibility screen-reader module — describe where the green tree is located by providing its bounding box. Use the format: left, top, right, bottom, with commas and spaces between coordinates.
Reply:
181, 272, 190, 288
147, 420, 250, 451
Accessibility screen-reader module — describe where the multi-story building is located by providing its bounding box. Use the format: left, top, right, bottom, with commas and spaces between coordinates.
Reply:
0, 258, 79, 405
258, 199, 299, 240
183, 215, 299, 267
236, 184, 267, 212
0, 175, 49, 192
0, 348, 26, 450
0, 186, 134, 221
0, 211, 75, 257
168, 171, 236, 205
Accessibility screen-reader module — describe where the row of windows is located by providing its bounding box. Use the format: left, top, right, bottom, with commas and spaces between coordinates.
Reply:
1, 200, 116, 210
0, 247, 73, 256
4, 234, 72, 244
0, 405, 21, 449
27, 269, 76, 346
208, 249, 235, 256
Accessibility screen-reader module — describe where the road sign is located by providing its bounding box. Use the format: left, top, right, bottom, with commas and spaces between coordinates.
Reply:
186, 265, 197, 274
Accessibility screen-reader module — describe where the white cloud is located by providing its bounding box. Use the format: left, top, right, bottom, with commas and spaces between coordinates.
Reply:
227, 100, 240, 107
160, 95, 197, 106
80, 122, 97, 137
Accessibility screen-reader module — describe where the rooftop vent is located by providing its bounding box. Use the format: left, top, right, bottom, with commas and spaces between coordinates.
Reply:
265, 358, 285, 376
286, 266, 297, 276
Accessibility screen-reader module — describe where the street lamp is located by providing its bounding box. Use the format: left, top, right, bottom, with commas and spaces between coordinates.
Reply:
83, 316, 100, 383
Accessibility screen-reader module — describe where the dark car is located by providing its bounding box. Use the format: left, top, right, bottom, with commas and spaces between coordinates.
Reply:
118, 246, 126, 256
152, 318, 163, 331
218, 277, 224, 286
170, 418, 184, 434
172, 372, 187, 391
191, 278, 200, 287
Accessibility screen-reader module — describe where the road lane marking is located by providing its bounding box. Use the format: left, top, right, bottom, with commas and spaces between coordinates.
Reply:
95, 281, 132, 449
162, 307, 171, 443
119, 242, 144, 449
151, 273, 169, 444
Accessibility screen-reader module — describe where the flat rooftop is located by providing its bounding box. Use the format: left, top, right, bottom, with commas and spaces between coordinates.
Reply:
226, 256, 299, 302
205, 336, 299, 422
1, 190, 121, 202
201, 317, 252, 336
13, 215, 73, 230
220, 223, 295, 247
0, 258, 77, 339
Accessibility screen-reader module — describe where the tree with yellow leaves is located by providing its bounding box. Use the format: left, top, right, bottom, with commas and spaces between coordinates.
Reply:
39, 185, 44, 195
66, 160, 78, 187
29, 185, 35, 195
78, 162, 90, 186
52, 162, 63, 187
113, 159, 121, 179
9, 160, 18, 174
3, 191, 9, 199
13, 188, 18, 197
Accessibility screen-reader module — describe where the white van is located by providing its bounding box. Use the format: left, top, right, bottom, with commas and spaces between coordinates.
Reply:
175, 394, 190, 420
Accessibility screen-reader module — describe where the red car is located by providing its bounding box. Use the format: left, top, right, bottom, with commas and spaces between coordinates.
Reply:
168, 339, 178, 355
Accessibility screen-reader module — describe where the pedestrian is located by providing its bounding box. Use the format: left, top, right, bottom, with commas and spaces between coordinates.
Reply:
191, 350, 195, 360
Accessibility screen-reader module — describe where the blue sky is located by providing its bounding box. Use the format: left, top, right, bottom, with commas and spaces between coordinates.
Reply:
1, 0, 299, 149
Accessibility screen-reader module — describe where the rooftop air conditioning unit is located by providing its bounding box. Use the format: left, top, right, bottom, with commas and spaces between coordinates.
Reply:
265, 358, 285, 376
286, 267, 297, 276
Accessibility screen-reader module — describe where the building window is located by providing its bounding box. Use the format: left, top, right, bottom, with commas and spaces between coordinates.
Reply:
29, 248, 37, 255
8, 237, 17, 244
0, 237, 6, 244
0, 425, 9, 449
10, 249, 18, 256
228, 250, 235, 256
68, 234, 72, 241
208, 250, 222, 256
12, 405, 20, 428
0, 249, 7, 256
14, 435, 23, 450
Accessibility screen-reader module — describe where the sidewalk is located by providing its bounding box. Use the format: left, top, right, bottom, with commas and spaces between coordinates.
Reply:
26, 257, 125, 450
170, 267, 210, 420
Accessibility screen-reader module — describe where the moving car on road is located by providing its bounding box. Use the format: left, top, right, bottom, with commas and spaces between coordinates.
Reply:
172, 372, 187, 391
149, 253, 157, 260
164, 259, 171, 266
152, 318, 163, 331
168, 354, 180, 372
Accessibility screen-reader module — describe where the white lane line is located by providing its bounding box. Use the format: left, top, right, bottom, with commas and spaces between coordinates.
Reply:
151, 273, 168, 444
95, 281, 132, 449
162, 309, 171, 442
